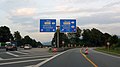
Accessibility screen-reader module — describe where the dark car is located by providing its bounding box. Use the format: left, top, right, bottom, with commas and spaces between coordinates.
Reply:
6, 44, 17, 51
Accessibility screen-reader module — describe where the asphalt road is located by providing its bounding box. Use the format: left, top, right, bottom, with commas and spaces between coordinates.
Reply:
0, 48, 59, 67
87, 48, 120, 67
38, 48, 93, 67
1, 48, 120, 67
35, 48, 120, 67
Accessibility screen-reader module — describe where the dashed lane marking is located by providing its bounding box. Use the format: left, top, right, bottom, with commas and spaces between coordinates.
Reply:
0, 55, 53, 61
0, 57, 3, 60
0, 58, 48, 66
6, 52, 19, 57
34, 50, 69, 67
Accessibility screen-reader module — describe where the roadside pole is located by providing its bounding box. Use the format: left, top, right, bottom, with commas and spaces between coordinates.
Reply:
57, 26, 60, 48
0, 43, 1, 47
62, 41, 65, 47
107, 42, 110, 51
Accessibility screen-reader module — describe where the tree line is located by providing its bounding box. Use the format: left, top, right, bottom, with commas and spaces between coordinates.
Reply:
0, 26, 43, 47
52, 27, 120, 49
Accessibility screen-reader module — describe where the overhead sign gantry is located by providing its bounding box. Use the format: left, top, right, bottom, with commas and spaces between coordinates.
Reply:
60, 19, 76, 33
40, 19, 56, 32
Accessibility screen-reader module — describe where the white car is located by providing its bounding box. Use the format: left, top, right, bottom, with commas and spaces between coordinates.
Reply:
24, 44, 32, 49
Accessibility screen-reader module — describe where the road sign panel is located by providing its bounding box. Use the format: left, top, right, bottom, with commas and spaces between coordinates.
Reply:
60, 19, 76, 32
40, 19, 56, 32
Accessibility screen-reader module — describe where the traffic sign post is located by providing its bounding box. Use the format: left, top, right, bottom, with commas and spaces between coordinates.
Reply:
60, 19, 76, 33
56, 26, 60, 48
40, 19, 56, 32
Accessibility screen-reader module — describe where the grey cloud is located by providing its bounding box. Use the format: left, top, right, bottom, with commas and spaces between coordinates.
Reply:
8, 16, 37, 26
9, 16, 35, 23
77, 12, 120, 25
25, 29, 38, 33
36, 9, 103, 15
0, 0, 35, 13
36, 5, 116, 16
103, 1, 120, 7
60, 0, 101, 3
8, 15, 39, 31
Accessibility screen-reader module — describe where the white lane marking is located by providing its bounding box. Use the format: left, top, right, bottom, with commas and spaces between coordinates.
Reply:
91, 48, 120, 59
34, 50, 69, 67
1, 55, 53, 61
6, 52, 19, 57
0, 57, 3, 60
15, 51, 28, 54
0, 58, 47, 66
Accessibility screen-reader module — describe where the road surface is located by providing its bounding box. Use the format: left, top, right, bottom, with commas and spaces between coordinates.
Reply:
0, 48, 59, 67
0, 48, 120, 67
36, 48, 120, 67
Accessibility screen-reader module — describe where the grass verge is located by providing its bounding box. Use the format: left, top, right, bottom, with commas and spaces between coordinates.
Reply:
94, 47, 120, 57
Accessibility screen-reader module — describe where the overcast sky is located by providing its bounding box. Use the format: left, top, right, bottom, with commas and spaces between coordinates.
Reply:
0, 0, 120, 42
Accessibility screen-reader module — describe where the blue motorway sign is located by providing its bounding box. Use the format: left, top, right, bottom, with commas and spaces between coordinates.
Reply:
60, 19, 76, 33
40, 19, 56, 32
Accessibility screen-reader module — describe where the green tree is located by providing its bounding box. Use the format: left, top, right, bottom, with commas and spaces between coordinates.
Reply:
82, 29, 91, 46
10, 34, 14, 41
37, 41, 43, 48
82, 28, 104, 47
0, 26, 12, 42
109, 35, 118, 49
67, 27, 82, 47
103, 33, 111, 48
14, 31, 22, 46
14, 31, 22, 40
31, 39, 37, 47
116, 39, 120, 47
52, 32, 57, 47
59, 33, 69, 47
90, 28, 104, 46
52, 28, 70, 47
22, 35, 41, 47
23, 35, 32, 45
110, 35, 118, 44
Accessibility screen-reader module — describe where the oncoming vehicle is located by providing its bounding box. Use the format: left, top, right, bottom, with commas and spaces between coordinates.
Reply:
6, 43, 17, 51
24, 44, 32, 49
